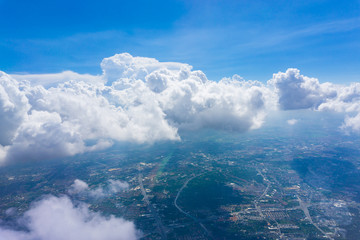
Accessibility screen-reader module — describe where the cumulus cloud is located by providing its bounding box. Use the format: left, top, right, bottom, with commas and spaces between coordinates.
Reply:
0, 195, 139, 240
101, 53, 274, 131
317, 82, 360, 112
269, 68, 360, 132
0, 53, 276, 165
5, 110, 87, 163
68, 179, 129, 199
341, 112, 360, 133
1, 54, 359, 165
268, 68, 337, 110
68, 179, 90, 195
0, 72, 30, 146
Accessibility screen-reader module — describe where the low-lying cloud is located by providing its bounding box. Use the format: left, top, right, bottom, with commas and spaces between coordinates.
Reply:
68, 179, 129, 199
0, 53, 359, 165
287, 119, 298, 125
0, 195, 139, 240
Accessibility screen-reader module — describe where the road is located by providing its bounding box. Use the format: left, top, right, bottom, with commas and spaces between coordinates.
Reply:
297, 195, 334, 239
138, 173, 168, 240
174, 173, 213, 239
254, 169, 283, 238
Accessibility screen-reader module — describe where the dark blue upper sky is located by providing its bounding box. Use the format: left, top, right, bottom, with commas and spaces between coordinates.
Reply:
1, 0, 360, 83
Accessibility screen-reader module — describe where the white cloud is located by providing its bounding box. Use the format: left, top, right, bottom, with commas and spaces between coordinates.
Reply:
268, 68, 336, 110
341, 113, 360, 133
5, 110, 86, 163
0, 53, 277, 165
68, 179, 129, 199
108, 179, 129, 193
287, 119, 298, 125
0, 195, 140, 240
0, 72, 30, 146
68, 179, 90, 195
100, 53, 192, 85
1, 54, 360, 165
317, 82, 360, 113
269, 68, 360, 132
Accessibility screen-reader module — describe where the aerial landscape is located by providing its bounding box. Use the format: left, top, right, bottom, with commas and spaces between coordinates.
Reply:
0, 1, 360, 240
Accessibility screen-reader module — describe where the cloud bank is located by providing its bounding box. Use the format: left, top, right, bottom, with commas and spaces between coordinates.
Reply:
0, 53, 275, 165
0, 195, 139, 240
0, 54, 359, 165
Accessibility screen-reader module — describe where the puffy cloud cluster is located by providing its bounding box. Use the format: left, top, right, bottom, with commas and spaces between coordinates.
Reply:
101, 53, 274, 131
1, 54, 359, 164
341, 112, 360, 132
0, 195, 139, 240
268, 68, 337, 110
269, 68, 360, 132
0, 53, 275, 165
0, 72, 30, 146
68, 179, 129, 198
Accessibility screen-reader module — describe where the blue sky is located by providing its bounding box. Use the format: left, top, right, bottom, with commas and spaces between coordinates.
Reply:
1, 0, 359, 83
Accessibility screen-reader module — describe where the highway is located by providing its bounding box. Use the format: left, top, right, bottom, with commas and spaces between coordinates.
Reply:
174, 173, 213, 239
254, 168, 283, 237
297, 195, 334, 239
138, 173, 168, 240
